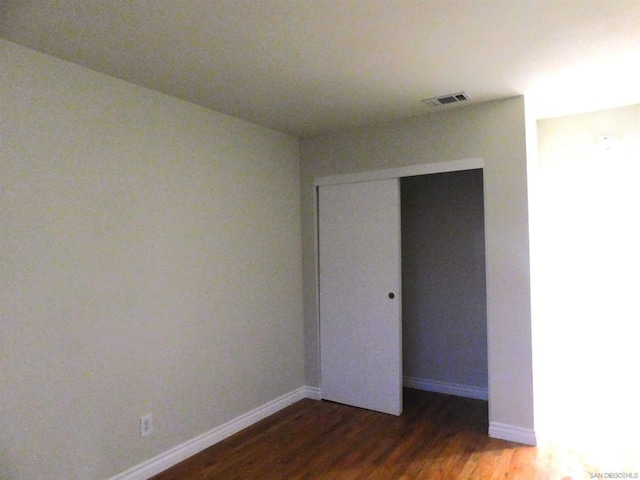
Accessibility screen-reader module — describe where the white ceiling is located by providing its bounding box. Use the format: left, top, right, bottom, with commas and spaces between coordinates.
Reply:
2, 0, 640, 137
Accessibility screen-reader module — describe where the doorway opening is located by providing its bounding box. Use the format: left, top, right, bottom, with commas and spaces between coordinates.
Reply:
316, 160, 489, 419
401, 169, 488, 403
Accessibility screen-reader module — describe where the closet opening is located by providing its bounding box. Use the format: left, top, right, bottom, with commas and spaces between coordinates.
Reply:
316, 160, 488, 421
400, 169, 488, 407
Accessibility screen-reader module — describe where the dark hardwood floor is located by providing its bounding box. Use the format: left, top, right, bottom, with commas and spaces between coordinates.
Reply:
150, 389, 638, 479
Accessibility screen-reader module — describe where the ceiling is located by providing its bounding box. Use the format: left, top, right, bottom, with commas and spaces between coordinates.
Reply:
1, 0, 639, 137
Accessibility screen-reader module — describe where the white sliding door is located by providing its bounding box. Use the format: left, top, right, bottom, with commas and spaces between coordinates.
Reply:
318, 179, 402, 415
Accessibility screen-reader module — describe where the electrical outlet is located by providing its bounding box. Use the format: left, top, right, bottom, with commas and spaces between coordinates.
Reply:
140, 413, 153, 437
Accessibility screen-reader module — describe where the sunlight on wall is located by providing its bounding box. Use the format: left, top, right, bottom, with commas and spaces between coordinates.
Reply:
535, 138, 640, 455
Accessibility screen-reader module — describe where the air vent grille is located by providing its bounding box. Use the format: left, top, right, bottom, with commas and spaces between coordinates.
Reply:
422, 92, 471, 107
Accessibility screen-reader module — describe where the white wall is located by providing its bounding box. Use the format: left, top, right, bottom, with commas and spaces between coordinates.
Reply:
534, 104, 640, 445
300, 97, 535, 443
401, 170, 488, 392
0, 40, 304, 480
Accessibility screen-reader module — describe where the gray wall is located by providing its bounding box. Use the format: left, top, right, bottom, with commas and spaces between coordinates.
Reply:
401, 170, 487, 389
300, 96, 535, 438
0, 40, 304, 480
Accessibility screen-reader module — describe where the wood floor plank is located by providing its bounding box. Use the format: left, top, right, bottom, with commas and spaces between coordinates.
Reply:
150, 389, 638, 479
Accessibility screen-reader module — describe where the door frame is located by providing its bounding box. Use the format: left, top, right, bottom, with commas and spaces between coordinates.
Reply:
314, 158, 484, 188
313, 157, 485, 405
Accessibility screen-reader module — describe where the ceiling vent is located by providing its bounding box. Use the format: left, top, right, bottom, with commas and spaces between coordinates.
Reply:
422, 92, 471, 108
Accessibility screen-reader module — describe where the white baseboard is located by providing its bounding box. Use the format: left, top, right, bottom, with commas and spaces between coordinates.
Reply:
404, 377, 535, 446
403, 376, 488, 401
489, 421, 537, 446
109, 386, 319, 480
303, 385, 321, 400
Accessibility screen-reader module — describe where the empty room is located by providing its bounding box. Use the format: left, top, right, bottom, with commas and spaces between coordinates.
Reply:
2, 1, 639, 479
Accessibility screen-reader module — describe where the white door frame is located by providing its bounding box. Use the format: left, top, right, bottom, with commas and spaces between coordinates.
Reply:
314, 158, 484, 187
313, 157, 485, 402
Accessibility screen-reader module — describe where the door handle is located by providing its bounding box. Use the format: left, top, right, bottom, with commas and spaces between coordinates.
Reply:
388, 292, 395, 299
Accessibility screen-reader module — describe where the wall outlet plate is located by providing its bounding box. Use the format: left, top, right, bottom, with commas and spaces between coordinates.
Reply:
140, 413, 153, 437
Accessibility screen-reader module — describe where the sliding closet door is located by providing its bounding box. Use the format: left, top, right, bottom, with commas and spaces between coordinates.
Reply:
318, 179, 402, 416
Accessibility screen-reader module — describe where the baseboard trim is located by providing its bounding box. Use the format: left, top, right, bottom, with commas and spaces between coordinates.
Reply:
303, 385, 321, 400
403, 376, 488, 401
109, 386, 319, 480
489, 421, 537, 446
